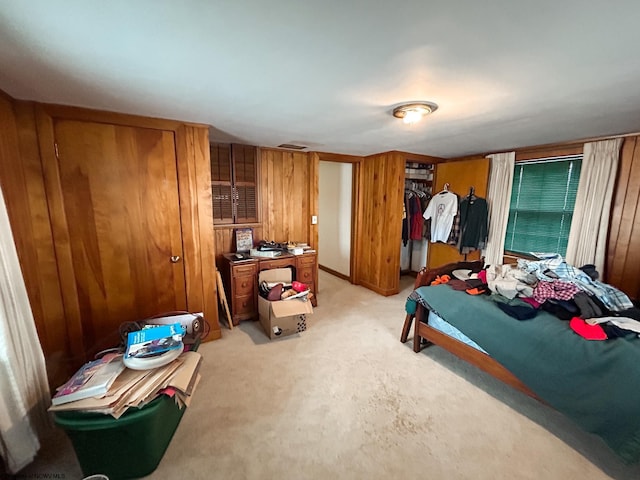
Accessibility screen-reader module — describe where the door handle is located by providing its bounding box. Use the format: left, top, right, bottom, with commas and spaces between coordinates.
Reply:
170, 255, 181, 263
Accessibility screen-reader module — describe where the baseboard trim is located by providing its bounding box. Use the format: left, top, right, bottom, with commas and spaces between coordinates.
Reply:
358, 280, 399, 297
319, 264, 350, 282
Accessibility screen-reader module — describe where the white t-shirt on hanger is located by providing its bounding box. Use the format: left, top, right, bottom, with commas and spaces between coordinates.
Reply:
423, 191, 458, 242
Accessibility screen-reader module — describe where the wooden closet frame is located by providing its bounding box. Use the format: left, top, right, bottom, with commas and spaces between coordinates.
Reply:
35, 104, 220, 362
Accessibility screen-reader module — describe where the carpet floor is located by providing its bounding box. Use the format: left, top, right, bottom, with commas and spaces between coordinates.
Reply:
19, 271, 640, 479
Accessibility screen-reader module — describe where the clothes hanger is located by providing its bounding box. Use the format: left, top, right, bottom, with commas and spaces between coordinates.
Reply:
438, 182, 450, 195
467, 186, 476, 200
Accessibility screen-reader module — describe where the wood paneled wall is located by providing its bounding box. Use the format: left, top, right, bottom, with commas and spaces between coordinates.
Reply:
259, 149, 316, 246
607, 135, 640, 300
356, 151, 406, 296
212, 148, 318, 278
0, 97, 70, 386
175, 124, 219, 338
214, 225, 264, 261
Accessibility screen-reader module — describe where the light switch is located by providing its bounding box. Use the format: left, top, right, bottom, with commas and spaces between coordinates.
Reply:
311, 215, 318, 225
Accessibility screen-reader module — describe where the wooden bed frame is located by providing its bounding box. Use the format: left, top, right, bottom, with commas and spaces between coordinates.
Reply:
401, 261, 539, 400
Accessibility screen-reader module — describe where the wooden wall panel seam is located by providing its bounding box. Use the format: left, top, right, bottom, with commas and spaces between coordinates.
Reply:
611, 143, 640, 286
191, 126, 219, 338
34, 106, 87, 362
176, 125, 220, 337
16, 102, 69, 359
607, 138, 636, 284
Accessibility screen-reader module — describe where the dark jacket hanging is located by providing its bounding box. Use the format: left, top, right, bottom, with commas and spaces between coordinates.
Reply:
459, 195, 489, 252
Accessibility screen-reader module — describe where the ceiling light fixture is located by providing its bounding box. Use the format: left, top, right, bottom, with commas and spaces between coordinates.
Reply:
393, 102, 439, 124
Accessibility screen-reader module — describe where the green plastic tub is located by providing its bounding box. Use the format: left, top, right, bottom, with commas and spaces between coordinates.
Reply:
54, 394, 186, 480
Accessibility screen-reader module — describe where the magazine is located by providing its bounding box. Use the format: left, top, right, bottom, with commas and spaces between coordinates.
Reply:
51, 353, 125, 406
125, 322, 184, 359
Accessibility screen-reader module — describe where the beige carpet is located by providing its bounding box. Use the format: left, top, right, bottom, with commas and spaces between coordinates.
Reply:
19, 271, 640, 479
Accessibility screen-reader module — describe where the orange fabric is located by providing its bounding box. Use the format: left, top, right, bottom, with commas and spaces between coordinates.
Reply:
465, 287, 487, 295
430, 274, 451, 286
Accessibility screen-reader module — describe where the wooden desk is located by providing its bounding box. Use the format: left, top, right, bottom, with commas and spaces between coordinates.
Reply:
218, 252, 318, 326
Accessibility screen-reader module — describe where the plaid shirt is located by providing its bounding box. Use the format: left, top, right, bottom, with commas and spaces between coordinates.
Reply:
519, 256, 634, 312
575, 280, 634, 312
533, 280, 581, 304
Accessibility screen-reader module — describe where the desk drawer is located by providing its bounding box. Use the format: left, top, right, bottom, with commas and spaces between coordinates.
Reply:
297, 254, 316, 266
234, 294, 256, 316
297, 267, 314, 285
232, 263, 257, 277
260, 258, 296, 271
233, 276, 255, 296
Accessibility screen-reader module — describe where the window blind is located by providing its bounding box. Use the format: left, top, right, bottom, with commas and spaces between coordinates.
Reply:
505, 155, 582, 256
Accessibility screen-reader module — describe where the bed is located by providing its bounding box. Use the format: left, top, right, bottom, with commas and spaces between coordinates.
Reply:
401, 261, 640, 464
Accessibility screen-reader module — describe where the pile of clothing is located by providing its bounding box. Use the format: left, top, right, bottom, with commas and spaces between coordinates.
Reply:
431, 269, 489, 296
443, 255, 639, 341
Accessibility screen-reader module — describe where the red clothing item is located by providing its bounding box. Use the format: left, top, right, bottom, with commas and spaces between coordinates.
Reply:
410, 196, 424, 240
570, 317, 607, 340
521, 296, 542, 309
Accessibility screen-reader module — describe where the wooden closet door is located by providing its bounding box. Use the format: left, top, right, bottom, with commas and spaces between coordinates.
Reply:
51, 119, 187, 355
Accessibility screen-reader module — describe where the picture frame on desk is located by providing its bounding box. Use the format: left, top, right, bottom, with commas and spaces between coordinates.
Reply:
234, 228, 253, 253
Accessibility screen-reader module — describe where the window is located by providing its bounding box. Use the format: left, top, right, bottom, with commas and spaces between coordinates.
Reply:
505, 155, 582, 256
210, 143, 258, 224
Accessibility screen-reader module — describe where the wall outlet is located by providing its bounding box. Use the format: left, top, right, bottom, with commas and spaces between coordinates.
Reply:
311, 215, 318, 225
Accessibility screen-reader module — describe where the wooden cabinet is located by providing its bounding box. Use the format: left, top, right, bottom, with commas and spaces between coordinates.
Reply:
47, 119, 189, 355
19, 104, 219, 371
219, 252, 318, 326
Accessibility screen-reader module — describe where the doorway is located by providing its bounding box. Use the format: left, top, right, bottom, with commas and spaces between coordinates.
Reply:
318, 160, 354, 281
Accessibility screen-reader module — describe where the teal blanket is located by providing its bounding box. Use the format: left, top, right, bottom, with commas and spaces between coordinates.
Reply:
414, 285, 640, 463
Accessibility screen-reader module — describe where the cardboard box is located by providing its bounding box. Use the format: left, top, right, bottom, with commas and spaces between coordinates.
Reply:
258, 269, 313, 339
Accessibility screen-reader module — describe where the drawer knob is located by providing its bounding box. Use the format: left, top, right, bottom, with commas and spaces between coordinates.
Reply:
170, 255, 181, 263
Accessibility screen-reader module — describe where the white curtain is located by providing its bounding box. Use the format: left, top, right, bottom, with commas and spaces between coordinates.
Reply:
0, 187, 51, 474
483, 152, 515, 267
565, 138, 623, 274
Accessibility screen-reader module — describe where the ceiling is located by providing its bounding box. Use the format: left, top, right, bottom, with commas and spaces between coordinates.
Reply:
2, 1, 640, 158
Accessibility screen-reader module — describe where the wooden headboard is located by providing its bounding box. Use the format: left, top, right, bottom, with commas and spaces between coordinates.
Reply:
414, 260, 484, 289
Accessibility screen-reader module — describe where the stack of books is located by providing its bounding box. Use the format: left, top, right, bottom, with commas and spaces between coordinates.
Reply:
50, 353, 126, 406
298, 243, 316, 254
